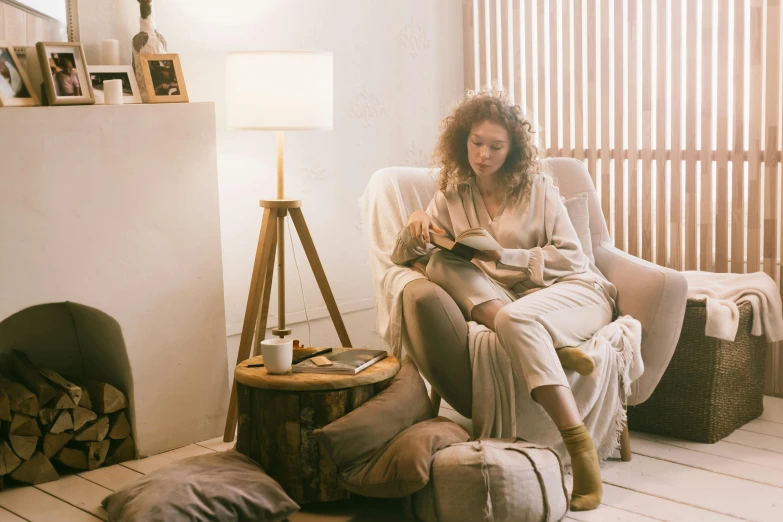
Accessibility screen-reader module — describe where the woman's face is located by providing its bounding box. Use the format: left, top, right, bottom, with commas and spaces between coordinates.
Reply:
467, 119, 510, 179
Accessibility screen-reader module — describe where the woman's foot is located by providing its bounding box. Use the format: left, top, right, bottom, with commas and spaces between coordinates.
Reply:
560, 423, 603, 511
557, 347, 596, 376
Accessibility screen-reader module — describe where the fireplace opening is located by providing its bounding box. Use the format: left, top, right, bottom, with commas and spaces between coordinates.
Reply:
0, 302, 135, 485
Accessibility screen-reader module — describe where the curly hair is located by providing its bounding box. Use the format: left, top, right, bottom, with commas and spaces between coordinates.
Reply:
433, 89, 547, 206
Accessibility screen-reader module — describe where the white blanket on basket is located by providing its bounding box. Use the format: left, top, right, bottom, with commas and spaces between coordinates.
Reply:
359, 167, 645, 464
683, 271, 783, 343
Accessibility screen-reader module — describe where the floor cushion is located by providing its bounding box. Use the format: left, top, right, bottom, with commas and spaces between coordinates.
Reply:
338, 416, 470, 498
412, 439, 569, 522
101, 450, 299, 522
314, 357, 433, 469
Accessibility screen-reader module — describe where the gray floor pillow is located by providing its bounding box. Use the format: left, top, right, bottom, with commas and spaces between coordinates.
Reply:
102, 450, 299, 522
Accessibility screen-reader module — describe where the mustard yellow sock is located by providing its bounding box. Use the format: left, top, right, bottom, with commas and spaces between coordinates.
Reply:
557, 347, 596, 376
560, 423, 602, 511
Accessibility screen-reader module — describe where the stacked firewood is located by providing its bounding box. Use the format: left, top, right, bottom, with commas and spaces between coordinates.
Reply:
0, 350, 134, 488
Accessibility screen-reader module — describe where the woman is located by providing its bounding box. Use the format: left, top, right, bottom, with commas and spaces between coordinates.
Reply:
391, 91, 617, 511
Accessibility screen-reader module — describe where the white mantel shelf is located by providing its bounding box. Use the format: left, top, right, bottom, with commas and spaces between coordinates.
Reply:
0, 101, 229, 457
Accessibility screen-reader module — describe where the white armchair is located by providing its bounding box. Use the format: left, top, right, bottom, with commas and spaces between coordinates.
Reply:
368, 158, 689, 459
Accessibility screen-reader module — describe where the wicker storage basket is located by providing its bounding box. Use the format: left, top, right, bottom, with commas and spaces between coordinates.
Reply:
627, 298, 767, 443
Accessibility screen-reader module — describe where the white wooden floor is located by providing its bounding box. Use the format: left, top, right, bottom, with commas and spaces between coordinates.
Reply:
1, 397, 782, 522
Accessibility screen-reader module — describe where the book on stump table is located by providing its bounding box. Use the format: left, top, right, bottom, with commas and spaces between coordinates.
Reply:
292, 348, 388, 374
430, 228, 502, 261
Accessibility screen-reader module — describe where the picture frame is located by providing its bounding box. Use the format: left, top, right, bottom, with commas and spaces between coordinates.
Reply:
140, 54, 189, 104
0, 41, 40, 107
88, 65, 142, 105
36, 41, 94, 106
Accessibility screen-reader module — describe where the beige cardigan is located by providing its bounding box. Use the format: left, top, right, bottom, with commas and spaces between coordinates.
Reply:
391, 174, 617, 304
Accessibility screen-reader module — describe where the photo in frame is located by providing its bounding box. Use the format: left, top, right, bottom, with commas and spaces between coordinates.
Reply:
88, 65, 142, 104
36, 41, 94, 106
139, 54, 188, 103
0, 42, 40, 107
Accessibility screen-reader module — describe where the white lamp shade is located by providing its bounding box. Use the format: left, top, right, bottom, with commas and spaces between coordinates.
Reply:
226, 51, 333, 130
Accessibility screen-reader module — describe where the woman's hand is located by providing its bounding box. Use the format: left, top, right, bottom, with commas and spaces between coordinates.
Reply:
473, 250, 501, 263
406, 210, 445, 249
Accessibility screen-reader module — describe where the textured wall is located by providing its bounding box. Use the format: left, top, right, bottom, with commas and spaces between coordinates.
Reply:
77, 0, 464, 354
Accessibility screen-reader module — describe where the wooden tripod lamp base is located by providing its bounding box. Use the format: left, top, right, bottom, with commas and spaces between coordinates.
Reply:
223, 50, 339, 441
222, 198, 352, 442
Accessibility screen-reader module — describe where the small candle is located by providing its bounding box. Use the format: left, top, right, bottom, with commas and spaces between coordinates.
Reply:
101, 39, 120, 65
103, 79, 124, 105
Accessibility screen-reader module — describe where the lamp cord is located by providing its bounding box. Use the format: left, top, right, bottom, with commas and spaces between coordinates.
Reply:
287, 217, 312, 346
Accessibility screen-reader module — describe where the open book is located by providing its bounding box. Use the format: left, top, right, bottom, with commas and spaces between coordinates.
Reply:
430, 228, 502, 260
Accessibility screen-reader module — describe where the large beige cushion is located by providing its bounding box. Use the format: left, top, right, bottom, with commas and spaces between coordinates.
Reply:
314, 358, 433, 467
412, 439, 569, 522
314, 358, 470, 498
339, 417, 470, 498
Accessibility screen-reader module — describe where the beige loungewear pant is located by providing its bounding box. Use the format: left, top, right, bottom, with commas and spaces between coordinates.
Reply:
426, 250, 614, 394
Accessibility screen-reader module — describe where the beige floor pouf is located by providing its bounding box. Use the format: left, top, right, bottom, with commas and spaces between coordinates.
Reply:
412, 439, 569, 522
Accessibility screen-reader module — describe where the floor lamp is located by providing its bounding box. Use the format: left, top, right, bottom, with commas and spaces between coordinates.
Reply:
223, 51, 352, 442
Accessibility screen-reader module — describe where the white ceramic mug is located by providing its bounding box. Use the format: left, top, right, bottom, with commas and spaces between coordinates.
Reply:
261, 339, 293, 374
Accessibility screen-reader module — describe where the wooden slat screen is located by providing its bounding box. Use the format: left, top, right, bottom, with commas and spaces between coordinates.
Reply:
462, 0, 783, 396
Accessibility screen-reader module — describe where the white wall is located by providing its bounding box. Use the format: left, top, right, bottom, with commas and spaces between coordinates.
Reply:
0, 104, 228, 457
78, 0, 464, 377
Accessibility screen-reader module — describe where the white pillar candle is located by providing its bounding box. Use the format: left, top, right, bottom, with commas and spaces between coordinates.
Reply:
103, 79, 124, 105
101, 39, 121, 66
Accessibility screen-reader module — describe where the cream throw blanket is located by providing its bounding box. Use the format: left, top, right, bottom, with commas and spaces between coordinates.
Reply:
682, 271, 783, 343
469, 317, 643, 464
360, 167, 645, 463
360, 167, 436, 358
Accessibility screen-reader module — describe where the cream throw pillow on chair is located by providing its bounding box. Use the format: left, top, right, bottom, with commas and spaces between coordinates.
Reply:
563, 192, 594, 264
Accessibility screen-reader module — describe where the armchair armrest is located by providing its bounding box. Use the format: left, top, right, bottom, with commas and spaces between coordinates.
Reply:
593, 242, 688, 405
402, 279, 472, 418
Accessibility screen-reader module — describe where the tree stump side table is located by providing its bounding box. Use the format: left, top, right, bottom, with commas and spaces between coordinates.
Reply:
233, 349, 400, 504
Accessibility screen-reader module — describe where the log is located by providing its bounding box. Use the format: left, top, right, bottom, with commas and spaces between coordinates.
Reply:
74, 416, 109, 442
81, 440, 110, 470
43, 432, 73, 459
38, 369, 82, 405
0, 376, 38, 416
50, 391, 76, 410
73, 407, 97, 432
105, 437, 135, 466
10, 414, 42, 437
78, 387, 92, 409
11, 452, 58, 484
11, 351, 57, 406
108, 411, 130, 440
49, 410, 73, 434
39, 408, 59, 427
84, 381, 127, 414
55, 446, 88, 470
0, 392, 10, 422
0, 440, 21, 475
8, 435, 38, 460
